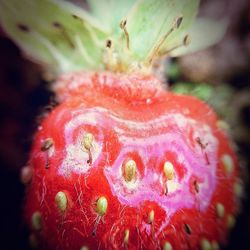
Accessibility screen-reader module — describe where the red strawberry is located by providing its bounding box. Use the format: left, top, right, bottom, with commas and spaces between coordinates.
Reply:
0, 0, 242, 249
20, 71, 242, 250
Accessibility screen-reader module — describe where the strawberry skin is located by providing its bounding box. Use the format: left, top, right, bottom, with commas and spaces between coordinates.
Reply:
22, 72, 241, 250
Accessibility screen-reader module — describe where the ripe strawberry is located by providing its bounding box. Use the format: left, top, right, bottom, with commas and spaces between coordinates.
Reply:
0, 0, 242, 250
20, 71, 241, 250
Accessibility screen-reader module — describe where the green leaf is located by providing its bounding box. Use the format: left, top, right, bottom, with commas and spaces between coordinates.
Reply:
169, 18, 227, 57
87, 0, 136, 34
171, 82, 234, 120
0, 0, 108, 74
166, 61, 181, 80
125, 0, 199, 63
171, 82, 213, 101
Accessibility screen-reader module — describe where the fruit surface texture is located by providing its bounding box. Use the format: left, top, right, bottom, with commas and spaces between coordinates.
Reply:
23, 72, 241, 250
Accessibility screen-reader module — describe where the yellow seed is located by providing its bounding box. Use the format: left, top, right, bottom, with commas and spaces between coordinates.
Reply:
200, 238, 212, 250
211, 241, 219, 250
29, 234, 38, 249
184, 223, 192, 234
41, 138, 53, 151
80, 246, 89, 250
216, 120, 229, 132
163, 161, 174, 180
124, 159, 137, 182
148, 210, 154, 224
31, 211, 42, 231
96, 196, 108, 216
20, 166, 33, 185
124, 229, 129, 245
221, 154, 234, 174
82, 133, 94, 150
216, 203, 225, 218
163, 241, 173, 250
55, 191, 68, 212
227, 214, 236, 229
233, 181, 243, 198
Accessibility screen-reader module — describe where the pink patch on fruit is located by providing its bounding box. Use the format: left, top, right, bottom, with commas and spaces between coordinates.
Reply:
56, 104, 218, 236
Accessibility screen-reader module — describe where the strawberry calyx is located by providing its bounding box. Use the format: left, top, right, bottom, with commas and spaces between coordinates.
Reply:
0, 0, 226, 76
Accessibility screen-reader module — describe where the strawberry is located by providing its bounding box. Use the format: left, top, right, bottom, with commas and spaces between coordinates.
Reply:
21, 71, 242, 250
0, 0, 242, 250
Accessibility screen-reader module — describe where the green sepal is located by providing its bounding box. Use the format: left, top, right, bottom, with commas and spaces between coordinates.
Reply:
0, 0, 226, 75
158, 0, 200, 56
0, 0, 108, 74
86, 0, 136, 34
125, 0, 199, 63
170, 18, 228, 57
